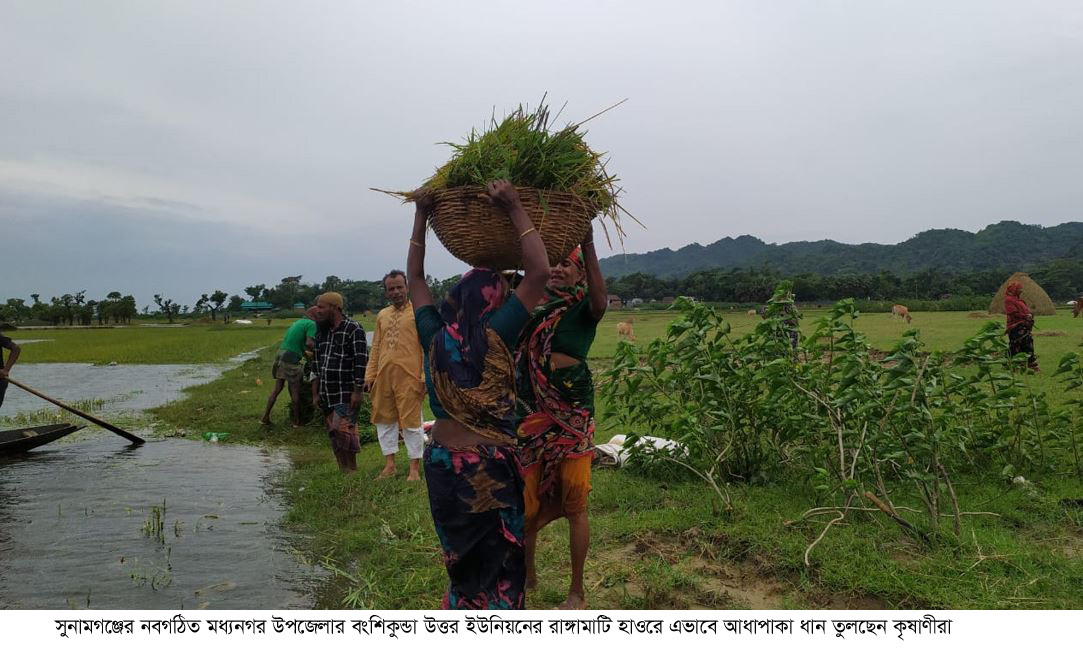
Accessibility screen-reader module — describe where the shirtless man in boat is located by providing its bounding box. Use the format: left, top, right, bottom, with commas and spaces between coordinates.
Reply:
0, 331, 21, 408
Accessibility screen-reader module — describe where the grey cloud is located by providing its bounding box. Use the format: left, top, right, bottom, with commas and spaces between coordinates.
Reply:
2, 0, 1082, 301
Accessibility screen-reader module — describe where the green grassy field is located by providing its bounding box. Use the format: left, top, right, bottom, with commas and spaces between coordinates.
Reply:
147, 347, 1083, 609
11, 310, 1082, 609
8, 317, 374, 365
590, 307, 1082, 363
135, 308, 1083, 610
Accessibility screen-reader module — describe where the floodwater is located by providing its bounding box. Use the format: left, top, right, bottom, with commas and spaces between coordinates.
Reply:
0, 439, 322, 609
0, 350, 326, 609
1, 350, 259, 416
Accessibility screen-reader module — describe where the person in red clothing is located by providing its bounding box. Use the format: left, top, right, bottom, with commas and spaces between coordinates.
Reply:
1004, 281, 1039, 372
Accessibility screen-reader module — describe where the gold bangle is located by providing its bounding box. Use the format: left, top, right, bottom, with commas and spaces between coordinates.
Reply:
519, 227, 537, 239
409, 239, 424, 248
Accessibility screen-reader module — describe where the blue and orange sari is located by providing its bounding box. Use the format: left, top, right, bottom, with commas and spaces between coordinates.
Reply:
424, 269, 526, 610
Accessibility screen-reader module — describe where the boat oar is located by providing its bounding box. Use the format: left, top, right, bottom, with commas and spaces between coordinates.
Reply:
6, 377, 145, 445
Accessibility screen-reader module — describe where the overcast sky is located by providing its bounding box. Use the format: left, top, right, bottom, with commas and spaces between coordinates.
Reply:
3, 1, 1082, 307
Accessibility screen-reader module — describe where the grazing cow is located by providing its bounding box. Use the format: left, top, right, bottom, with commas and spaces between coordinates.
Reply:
616, 318, 636, 342
891, 304, 912, 324
747, 309, 757, 317
1074, 297, 1083, 318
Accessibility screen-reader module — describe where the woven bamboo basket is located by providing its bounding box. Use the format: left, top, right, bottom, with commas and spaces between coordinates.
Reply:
427, 186, 596, 269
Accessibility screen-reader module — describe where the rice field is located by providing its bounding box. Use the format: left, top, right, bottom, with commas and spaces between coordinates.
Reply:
7, 317, 371, 365
9, 307, 1083, 609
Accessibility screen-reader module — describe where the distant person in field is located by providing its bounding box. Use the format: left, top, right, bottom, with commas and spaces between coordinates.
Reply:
0, 332, 21, 409
1004, 281, 1039, 372
408, 180, 549, 610
365, 270, 426, 482
764, 288, 801, 351
314, 292, 368, 473
261, 307, 318, 427
516, 224, 607, 610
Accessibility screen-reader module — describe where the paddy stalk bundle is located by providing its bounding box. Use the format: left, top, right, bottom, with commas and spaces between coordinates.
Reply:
380, 100, 635, 269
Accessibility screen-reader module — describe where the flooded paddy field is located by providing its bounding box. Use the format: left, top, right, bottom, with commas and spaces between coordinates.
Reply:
0, 437, 324, 609
0, 324, 331, 609
0, 352, 261, 425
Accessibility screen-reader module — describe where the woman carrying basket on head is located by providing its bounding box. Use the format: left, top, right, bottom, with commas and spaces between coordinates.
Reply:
516, 225, 607, 610
407, 180, 550, 610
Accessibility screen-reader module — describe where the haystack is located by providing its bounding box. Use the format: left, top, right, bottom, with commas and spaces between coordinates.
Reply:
989, 272, 1056, 315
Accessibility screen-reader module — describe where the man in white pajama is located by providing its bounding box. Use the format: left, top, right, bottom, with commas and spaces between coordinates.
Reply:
365, 271, 426, 481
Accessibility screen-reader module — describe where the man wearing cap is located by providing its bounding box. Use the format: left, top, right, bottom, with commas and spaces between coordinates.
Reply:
365, 270, 426, 482
314, 292, 368, 473
261, 306, 319, 427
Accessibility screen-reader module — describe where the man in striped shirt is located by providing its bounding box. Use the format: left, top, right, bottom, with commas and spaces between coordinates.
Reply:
314, 292, 368, 473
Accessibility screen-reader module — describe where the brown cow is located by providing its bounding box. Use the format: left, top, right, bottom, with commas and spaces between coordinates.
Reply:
616, 318, 636, 342
1073, 297, 1082, 318
891, 304, 912, 324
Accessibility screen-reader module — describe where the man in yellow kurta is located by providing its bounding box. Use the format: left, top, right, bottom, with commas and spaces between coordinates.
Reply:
365, 270, 426, 481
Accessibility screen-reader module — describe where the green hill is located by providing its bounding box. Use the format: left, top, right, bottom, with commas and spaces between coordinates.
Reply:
600, 221, 1083, 278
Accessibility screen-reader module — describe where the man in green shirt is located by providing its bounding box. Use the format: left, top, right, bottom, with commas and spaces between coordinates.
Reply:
261, 307, 318, 427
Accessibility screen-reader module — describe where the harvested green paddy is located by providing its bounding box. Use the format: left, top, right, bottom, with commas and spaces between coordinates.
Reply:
141, 308, 1083, 610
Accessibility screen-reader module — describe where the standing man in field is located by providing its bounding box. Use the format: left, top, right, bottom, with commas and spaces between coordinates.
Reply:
0, 331, 21, 409
314, 292, 368, 473
365, 270, 426, 481
261, 307, 319, 427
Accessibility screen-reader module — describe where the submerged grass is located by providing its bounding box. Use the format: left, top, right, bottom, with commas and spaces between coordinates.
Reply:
0, 398, 106, 426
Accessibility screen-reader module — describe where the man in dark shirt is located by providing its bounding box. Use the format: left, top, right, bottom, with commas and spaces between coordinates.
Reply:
0, 332, 21, 409
314, 292, 368, 473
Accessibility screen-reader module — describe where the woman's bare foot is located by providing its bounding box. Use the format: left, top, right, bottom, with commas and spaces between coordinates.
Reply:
376, 467, 396, 480
259, 418, 272, 426
406, 471, 421, 481
556, 593, 586, 610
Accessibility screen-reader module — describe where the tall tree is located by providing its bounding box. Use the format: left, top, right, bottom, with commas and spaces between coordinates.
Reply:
153, 294, 179, 324
207, 290, 228, 321
118, 295, 136, 324
244, 284, 266, 302
2, 298, 29, 324
57, 294, 75, 325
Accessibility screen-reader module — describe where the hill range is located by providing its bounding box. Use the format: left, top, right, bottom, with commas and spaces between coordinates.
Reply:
598, 221, 1083, 278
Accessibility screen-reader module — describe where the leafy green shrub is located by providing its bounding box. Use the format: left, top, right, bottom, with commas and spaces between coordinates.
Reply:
603, 284, 1083, 559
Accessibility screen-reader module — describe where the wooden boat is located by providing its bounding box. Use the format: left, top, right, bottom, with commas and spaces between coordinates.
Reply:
0, 423, 84, 455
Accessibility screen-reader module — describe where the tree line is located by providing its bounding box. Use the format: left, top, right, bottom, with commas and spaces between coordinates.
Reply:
1, 273, 467, 326
1, 292, 139, 326
11, 256, 1078, 327
605, 257, 1083, 306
